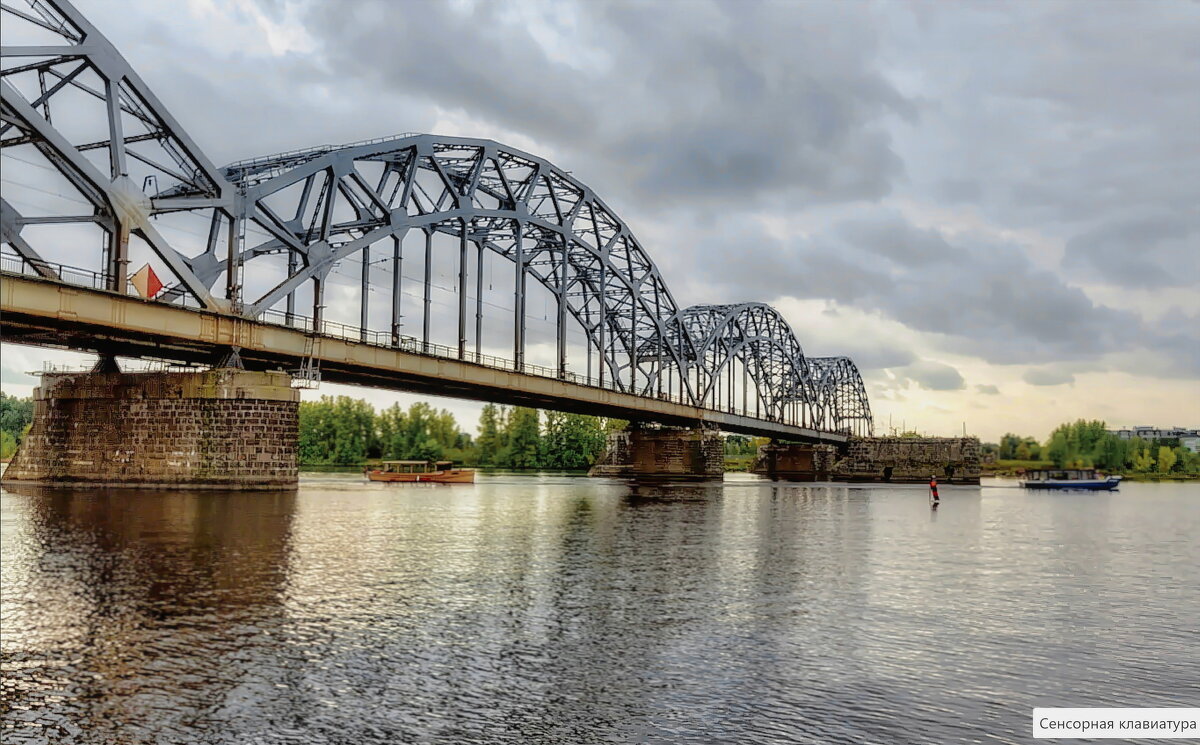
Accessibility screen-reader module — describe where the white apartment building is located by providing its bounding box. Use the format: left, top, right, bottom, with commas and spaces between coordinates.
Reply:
1107, 426, 1200, 451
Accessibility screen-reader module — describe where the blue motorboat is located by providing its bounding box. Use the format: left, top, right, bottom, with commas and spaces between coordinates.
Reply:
1020, 468, 1122, 491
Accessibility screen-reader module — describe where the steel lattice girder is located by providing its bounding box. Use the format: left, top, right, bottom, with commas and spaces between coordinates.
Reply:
203, 135, 691, 397
0, 0, 233, 308
0, 0, 873, 435
654, 303, 819, 423
809, 356, 874, 436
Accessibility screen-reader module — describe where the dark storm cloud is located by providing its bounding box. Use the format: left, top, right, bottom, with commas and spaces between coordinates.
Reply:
900, 360, 966, 392
696, 208, 1162, 368
292, 0, 913, 207
1061, 210, 1199, 289
308, 1, 594, 142
835, 344, 917, 373
888, 2, 1200, 284
1150, 308, 1200, 379
84, 5, 448, 165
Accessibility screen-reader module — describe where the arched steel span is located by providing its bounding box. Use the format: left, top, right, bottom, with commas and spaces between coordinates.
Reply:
0, 0, 232, 305
0, 0, 873, 436
658, 303, 820, 426
205, 134, 692, 401
809, 357, 873, 437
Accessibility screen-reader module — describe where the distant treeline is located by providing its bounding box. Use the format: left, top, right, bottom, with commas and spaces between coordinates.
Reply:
298, 397, 628, 469
984, 419, 1199, 475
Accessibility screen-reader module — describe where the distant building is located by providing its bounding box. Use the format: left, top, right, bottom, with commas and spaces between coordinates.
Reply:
1107, 426, 1200, 444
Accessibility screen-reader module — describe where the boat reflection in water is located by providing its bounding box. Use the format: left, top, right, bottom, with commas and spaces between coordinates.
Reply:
1020, 468, 1122, 491
365, 460, 475, 483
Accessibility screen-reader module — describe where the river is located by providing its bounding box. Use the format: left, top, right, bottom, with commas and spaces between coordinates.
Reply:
2, 475, 1197, 744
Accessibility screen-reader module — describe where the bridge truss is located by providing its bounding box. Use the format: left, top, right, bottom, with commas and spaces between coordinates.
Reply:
0, 0, 872, 436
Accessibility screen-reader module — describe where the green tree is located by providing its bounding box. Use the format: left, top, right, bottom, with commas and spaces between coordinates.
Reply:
378, 403, 408, 459
331, 396, 377, 464
999, 433, 1022, 460
376, 402, 469, 462
1157, 446, 1177, 474
1095, 435, 1128, 471
0, 392, 34, 445
724, 435, 760, 456
1046, 431, 1070, 467
0, 430, 17, 460
297, 395, 378, 464
1043, 420, 1115, 468
506, 407, 541, 469
541, 411, 606, 469
474, 404, 501, 465
541, 410, 566, 468
1170, 447, 1192, 474
1131, 442, 1155, 472
603, 417, 628, 433
1177, 448, 1200, 475
298, 397, 337, 464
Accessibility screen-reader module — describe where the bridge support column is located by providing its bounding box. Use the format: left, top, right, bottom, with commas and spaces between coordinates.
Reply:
588, 424, 724, 480
1, 369, 298, 490
753, 437, 981, 484
827, 436, 981, 484
751, 442, 839, 481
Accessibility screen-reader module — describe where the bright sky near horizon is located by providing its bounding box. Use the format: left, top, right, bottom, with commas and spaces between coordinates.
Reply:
2, 0, 1197, 443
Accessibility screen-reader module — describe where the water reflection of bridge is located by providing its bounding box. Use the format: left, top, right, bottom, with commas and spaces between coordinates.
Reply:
0, 478, 878, 741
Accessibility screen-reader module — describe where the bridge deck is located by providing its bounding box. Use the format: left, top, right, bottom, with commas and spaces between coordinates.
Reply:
0, 273, 848, 443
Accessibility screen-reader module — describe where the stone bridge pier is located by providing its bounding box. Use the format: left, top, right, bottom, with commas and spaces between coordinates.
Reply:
588, 424, 724, 480
753, 442, 840, 481
753, 436, 981, 484
1, 367, 299, 490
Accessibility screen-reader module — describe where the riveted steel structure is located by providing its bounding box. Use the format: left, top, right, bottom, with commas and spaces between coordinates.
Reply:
1, 0, 872, 438
809, 357, 873, 437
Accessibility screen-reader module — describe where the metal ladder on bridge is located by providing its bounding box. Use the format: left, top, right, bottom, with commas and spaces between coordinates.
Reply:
291, 333, 322, 389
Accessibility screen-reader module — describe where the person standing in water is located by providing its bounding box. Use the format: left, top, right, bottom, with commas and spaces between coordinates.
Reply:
929, 475, 940, 505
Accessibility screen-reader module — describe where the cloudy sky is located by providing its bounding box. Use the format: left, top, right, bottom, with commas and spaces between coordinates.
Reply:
3, 0, 1197, 441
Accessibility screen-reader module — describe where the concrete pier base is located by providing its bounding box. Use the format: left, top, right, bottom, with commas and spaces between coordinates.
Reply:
752, 443, 839, 481
588, 425, 724, 480
832, 436, 980, 484
755, 436, 981, 484
1, 369, 299, 490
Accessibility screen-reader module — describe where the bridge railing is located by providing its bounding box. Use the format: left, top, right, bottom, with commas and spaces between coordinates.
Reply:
256, 306, 698, 406
1, 251, 112, 291
1, 250, 862, 434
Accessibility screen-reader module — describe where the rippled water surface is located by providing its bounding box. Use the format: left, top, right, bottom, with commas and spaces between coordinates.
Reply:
2, 476, 1197, 744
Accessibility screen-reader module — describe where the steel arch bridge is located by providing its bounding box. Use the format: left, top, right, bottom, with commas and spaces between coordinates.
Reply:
0, 0, 872, 438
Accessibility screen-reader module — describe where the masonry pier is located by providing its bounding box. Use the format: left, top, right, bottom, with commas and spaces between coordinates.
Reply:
589, 425, 724, 480
753, 443, 840, 481
2, 369, 299, 489
754, 436, 981, 484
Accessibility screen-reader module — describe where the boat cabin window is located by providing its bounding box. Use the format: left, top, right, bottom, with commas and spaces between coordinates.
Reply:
1027, 469, 1099, 480
379, 460, 436, 474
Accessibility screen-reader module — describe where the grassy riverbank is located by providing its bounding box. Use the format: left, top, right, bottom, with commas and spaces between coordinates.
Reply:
982, 459, 1052, 477
982, 458, 1200, 482
724, 454, 757, 472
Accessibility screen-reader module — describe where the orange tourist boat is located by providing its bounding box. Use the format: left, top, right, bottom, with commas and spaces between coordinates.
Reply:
365, 460, 475, 484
